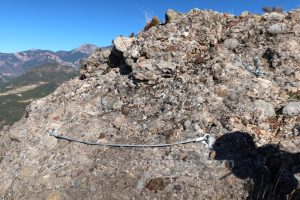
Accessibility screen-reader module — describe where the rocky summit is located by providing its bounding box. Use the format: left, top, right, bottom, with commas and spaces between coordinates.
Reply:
1, 8, 300, 200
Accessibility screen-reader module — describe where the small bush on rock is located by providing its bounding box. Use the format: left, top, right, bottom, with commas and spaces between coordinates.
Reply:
262, 6, 284, 13
144, 16, 160, 31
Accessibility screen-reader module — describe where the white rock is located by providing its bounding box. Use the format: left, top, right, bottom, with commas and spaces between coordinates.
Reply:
223, 38, 239, 50
283, 102, 300, 116
254, 100, 276, 118
267, 23, 287, 34
113, 36, 134, 53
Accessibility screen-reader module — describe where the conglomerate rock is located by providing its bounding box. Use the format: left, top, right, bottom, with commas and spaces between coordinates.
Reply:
0, 8, 300, 200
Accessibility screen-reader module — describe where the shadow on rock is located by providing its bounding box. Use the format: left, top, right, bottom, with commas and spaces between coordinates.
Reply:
212, 132, 300, 200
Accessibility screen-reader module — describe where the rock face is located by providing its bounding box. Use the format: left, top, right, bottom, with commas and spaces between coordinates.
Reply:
1, 8, 300, 200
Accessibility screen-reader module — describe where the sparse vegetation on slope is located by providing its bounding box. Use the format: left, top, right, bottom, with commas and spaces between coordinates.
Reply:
262, 6, 284, 13
144, 16, 160, 31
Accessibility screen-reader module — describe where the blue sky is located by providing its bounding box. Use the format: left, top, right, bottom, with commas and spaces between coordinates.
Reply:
0, 0, 299, 53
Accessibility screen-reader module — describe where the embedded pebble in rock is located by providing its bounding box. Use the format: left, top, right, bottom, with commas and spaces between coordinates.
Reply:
1, 8, 300, 200
223, 38, 239, 50
112, 115, 128, 128
267, 23, 287, 34
283, 102, 300, 117
254, 100, 276, 119
47, 193, 61, 200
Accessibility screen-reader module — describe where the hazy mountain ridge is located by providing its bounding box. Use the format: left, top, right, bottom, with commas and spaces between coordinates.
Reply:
0, 44, 100, 127
0, 44, 98, 80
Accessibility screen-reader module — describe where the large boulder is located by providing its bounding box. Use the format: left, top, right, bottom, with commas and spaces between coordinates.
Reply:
165, 9, 182, 23
113, 36, 134, 53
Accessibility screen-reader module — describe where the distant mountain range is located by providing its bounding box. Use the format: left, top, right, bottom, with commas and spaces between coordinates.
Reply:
0, 43, 106, 128
0, 44, 99, 84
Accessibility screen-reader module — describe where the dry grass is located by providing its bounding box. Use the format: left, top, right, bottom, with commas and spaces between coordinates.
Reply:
262, 6, 284, 13
144, 16, 160, 31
